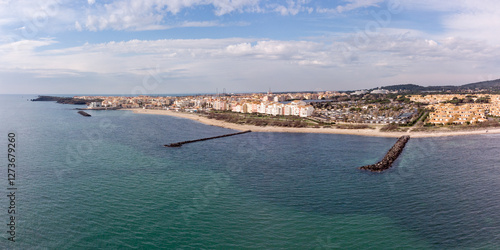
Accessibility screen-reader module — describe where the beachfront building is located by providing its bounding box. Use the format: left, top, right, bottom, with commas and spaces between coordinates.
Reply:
213, 99, 230, 111
265, 102, 284, 116
87, 102, 102, 108
228, 99, 315, 117
287, 100, 315, 117
257, 102, 266, 114
249, 101, 260, 113
300, 105, 315, 117
242, 103, 251, 113
427, 103, 488, 125
231, 103, 242, 113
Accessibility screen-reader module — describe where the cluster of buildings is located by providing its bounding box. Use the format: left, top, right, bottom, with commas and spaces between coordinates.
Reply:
77, 92, 500, 125
229, 100, 314, 117
409, 94, 500, 125
315, 102, 418, 124
79, 95, 173, 109
77, 91, 343, 118
427, 103, 488, 124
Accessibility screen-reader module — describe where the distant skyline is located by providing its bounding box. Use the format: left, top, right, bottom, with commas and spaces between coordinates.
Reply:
1, 0, 500, 94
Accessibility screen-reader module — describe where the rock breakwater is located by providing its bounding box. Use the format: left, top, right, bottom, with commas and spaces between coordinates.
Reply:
164, 130, 251, 147
359, 135, 410, 172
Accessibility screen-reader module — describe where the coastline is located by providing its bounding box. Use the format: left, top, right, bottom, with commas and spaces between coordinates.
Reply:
123, 108, 500, 138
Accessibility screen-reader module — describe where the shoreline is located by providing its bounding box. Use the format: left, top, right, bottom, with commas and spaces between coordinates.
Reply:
123, 108, 500, 138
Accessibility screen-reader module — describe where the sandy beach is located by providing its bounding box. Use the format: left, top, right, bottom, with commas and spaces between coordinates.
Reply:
124, 108, 500, 138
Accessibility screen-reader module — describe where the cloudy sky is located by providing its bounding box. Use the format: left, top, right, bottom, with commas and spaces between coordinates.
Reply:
1, 0, 500, 94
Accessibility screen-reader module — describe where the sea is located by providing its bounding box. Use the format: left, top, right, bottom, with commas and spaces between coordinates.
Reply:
1, 94, 499, 249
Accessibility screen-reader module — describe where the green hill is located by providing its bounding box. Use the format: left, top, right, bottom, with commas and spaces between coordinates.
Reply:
374, 78, 500, 93
460, 79, 500, 89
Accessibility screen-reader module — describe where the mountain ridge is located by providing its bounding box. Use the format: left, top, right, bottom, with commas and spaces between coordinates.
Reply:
374, 78, 500, 92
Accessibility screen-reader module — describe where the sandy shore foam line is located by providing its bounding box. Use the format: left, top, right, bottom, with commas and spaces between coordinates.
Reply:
123, 109, 500, 138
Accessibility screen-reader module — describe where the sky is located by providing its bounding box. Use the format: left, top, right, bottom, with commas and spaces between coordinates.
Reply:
1, 0, 500, 95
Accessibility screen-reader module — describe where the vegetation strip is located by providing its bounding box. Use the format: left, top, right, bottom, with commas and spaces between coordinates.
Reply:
359, 135, 410, 172
164, 130, 252, 147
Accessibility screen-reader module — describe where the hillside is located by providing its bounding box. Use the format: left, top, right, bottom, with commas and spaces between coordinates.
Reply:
460, 79, 500, 90
376, 78, 500, 93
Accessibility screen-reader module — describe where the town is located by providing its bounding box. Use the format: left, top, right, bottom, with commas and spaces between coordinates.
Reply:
74, 88, 500, 128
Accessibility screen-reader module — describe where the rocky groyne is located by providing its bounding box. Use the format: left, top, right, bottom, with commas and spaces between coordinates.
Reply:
77, 111, 91, 117
359, 135, 410, 172
164, 130, 251, 147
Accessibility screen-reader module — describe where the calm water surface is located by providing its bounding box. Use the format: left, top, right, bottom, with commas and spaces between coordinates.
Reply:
0, 95, 499, 249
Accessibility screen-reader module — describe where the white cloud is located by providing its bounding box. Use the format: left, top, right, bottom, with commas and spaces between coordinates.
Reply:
77, 0, 400, 31
336, 0, 383, 13
397, 0, 500, 43
317, 0, 383, 14
0, 0, 434, 34
3, 1, 500, 93
0, 0, 77, 37
0, 38, 332, 75
74, 21, 82, 31
83, 0, 263, 31
442, 1, 500, 43
399, 0, 466, 12
0, 0, 262, 33
268, 0, 311, 16
2, 33, 500, 93
224, 40, 334, 66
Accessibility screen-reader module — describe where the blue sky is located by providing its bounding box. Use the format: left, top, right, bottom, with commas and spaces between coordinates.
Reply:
1, 0, 500, 94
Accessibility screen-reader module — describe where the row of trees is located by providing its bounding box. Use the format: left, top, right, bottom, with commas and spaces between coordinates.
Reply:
444, 96, 491, 104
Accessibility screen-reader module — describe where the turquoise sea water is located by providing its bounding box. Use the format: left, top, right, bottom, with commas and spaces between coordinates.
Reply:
1, 94, 500, 249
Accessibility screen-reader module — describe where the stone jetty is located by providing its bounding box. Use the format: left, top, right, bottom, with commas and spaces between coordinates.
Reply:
164, 130, 252, 147
359, 135, 410, 172
77, 111, 91, 117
